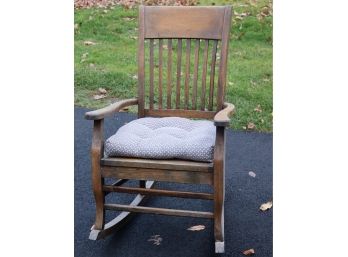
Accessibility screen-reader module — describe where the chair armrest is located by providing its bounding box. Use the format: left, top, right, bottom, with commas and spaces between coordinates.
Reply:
214, 102, 235, 127
85, 98, 138, 120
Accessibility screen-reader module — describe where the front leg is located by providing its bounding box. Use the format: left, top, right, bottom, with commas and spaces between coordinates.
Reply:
214, 126, 226, 253
91, 119, 105, 230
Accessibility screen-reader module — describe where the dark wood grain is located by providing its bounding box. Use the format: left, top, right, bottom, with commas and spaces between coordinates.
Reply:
216, 6, 232, 111
105, 203, 214, 219
101, 157, 213, 172
175, 39, 182, 109
184, 39, 191, 109
144, 6, 225, 39
144, 108, 216, 119
85, 98, 138, 120
158, 39, 163, 109
91, 119, 105, 230
214, 102, 235, 127
208, 40, 218, 110
176, 39, 182, 108
149, 39, 154, 109
201, 39, 209, 110
101, 166, 213, 185
192, 39, 200, 109
167, 39, 173, 108
103, 185, 214, 200
138, 5, 145, 117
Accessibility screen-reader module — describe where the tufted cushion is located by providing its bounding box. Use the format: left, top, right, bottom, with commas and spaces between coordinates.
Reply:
104, 117, 216, 162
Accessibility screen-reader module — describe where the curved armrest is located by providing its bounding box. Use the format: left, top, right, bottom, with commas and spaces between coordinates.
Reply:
214, 102, 235, 127
85, 98, 138, 120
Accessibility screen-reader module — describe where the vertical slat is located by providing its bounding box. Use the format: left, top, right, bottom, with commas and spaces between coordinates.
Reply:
149, 39, 154, 109
184, 39, 191, 109
200, 40, 209, 110
192, 39, 200, 109
176, 39, 182, 109
208, 40, 218, 111
217, 7, 232, 110
137, 6, 145, 117
158, 39, 163, 109
167, 39, 172, 109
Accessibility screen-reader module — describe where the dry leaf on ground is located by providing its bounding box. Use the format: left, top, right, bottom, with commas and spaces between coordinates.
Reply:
254, 105, 262, 113
98, 87, 107, 94
80, 52, 89, 63
248, 171, 256, 178
148, 235, 162, 246
84, 41, 96, 46
187, 225, 205, 231
123, 17, 135, 21
247, 122, 256, 130
259, 201, 273, 211
243, 248, 255, 255
93, 94, 106, 100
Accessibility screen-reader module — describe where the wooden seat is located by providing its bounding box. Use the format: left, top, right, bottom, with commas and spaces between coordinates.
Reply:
84, 5, 234, 253
101, 157, 213, 172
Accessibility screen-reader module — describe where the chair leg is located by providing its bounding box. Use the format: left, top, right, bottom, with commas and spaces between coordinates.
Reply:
91, 119, 105, 230
214, 126, 225, 253
214, 167, 225, 253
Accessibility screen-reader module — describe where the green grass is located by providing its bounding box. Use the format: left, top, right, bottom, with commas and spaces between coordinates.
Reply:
74, 0, 273, 131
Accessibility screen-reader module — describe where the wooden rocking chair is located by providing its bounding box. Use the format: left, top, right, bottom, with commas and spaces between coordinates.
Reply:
85, 5, 234, 253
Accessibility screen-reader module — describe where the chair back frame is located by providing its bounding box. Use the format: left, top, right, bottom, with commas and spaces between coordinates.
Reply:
137, 5, 232, 119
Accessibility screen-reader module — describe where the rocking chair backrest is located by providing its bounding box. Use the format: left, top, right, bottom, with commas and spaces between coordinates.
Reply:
137, 5, 232, 119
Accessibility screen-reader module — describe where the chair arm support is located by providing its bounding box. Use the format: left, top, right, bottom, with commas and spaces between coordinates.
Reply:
85, 98, 138, 120
214, 102, 235, 127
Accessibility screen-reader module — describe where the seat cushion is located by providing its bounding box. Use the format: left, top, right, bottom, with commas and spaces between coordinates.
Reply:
104, 117, 216, 162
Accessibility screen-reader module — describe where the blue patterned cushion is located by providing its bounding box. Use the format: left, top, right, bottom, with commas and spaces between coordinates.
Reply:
104, 117, 216, 162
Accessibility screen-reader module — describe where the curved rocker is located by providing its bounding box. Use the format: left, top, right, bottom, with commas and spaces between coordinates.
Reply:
89, 180, 155, 240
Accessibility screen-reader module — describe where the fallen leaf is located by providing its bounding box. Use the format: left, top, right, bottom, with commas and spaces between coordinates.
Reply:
80, 52, 88, 63
248, 171, 256, 178
243, 248, 255, 255
148, 235, 162, 246
98, 87, 107, 94
187, 225, 205, 231
93, 94, 106, 100
247, 122, 256, 130
254, 104, 262, 113
259, 201, 273, 211
84, 41, 96, 46
123, 17, 135, 21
